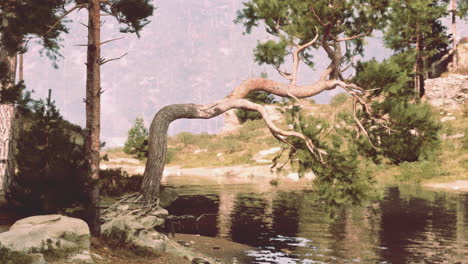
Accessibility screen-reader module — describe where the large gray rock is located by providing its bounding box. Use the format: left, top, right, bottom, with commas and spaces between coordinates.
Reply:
425, 74, 468, 109
67, 250, 95, 264
102, 215, 166, 253
457, 42, 468, 70
0, 215, 90, 253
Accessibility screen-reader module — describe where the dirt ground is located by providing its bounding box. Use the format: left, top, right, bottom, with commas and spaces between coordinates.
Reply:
88, 234, 254, 264
173, 233, 256, 264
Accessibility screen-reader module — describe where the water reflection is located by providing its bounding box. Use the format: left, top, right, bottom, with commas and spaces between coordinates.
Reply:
164, 175, 468, 263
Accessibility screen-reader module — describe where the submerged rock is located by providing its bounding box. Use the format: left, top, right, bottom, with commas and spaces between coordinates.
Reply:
192, 257, 211, 264
159, 187, 179, 208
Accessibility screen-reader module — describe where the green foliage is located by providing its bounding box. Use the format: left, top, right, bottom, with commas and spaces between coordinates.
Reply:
123, 117, 149, 160
396, 161, 446, 183
103, 0, 154, 37
0, 245, 32, 264
100, 168, 142, 197
236, 0, 389, 68
278, 107, 381, 210
354, 54, 441, 164
254, 39, 289, 66
0, 0, 69, 59
165, 147, 177, 164
9, 90, 88, 214
236, 91, 276, 123
0, 81, 26, 103
384, 0, 450, 81
329, 93, 349, 107
103, 227, 159, 257
459, 0, 468, 18
176, 132, 214, 147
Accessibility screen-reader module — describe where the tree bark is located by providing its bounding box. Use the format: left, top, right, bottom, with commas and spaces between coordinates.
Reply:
85, 0, 101, 236
451, 0, 458, 69
0, 33, 18, 206
0, 104, 15, 206
18, 53, 23, 82
414, 26, 424, 98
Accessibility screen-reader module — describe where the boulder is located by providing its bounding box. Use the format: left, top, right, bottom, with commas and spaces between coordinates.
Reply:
159, 187, 179, 208
66, 250, 95, 264
0, 215, 90, 253
101, 215, 166, 253
425, 74, 468, 109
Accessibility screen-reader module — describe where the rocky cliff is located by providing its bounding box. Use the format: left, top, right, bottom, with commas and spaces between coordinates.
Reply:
425, 42, 468, 109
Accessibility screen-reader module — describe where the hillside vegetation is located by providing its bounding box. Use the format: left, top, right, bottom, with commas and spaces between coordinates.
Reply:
105, 94, 467, 185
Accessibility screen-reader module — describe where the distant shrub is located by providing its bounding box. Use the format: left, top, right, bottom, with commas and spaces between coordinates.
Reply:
166, 148, 177, 164
176, 132, 197, 146
123, 117, 148, 160
329, 93, 349, 107
396, 161, 446, 183
176, 132, 213, 147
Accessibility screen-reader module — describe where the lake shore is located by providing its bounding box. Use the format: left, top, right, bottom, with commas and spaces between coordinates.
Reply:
101, 159, 468, 192
423, 180, 468, 192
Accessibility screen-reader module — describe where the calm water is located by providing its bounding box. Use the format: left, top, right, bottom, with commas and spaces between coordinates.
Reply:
163, 175, 468, 264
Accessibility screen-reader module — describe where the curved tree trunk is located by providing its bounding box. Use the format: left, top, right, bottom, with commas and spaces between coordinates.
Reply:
141, 104, 201, 201
140, 77, 356, 201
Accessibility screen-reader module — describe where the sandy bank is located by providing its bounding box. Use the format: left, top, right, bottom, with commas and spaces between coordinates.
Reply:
423, 180, 468, 192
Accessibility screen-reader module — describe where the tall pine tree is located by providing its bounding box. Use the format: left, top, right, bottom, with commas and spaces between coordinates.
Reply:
384, 0, 450, 97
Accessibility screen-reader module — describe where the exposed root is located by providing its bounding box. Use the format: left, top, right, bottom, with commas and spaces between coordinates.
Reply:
101, 193, 161, 224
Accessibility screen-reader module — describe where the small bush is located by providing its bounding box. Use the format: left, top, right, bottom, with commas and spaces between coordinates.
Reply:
176, 132, 197, 146
0, 245, 32, 264
9, 91, 88, 213
165, 147, 177, 164
123, 117, 148, 160
397, 161, 446, 183
329, 93, 349, 107
100, 168, 142, 197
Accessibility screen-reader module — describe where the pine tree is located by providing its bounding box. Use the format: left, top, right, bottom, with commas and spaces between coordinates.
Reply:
10, 90, 87, 213
384, 0, 450, 97
124, 117, 149, 160
2, 0, 154, 234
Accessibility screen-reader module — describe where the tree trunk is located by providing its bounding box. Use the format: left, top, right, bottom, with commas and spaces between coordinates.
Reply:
0, 104, 15, 206
85, 0, 101, 236
451, 0, 458, 69
414, 28, 424, 98
0, 35, 18, 206
142, 104, 200, 201
18, 53, 23, 82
